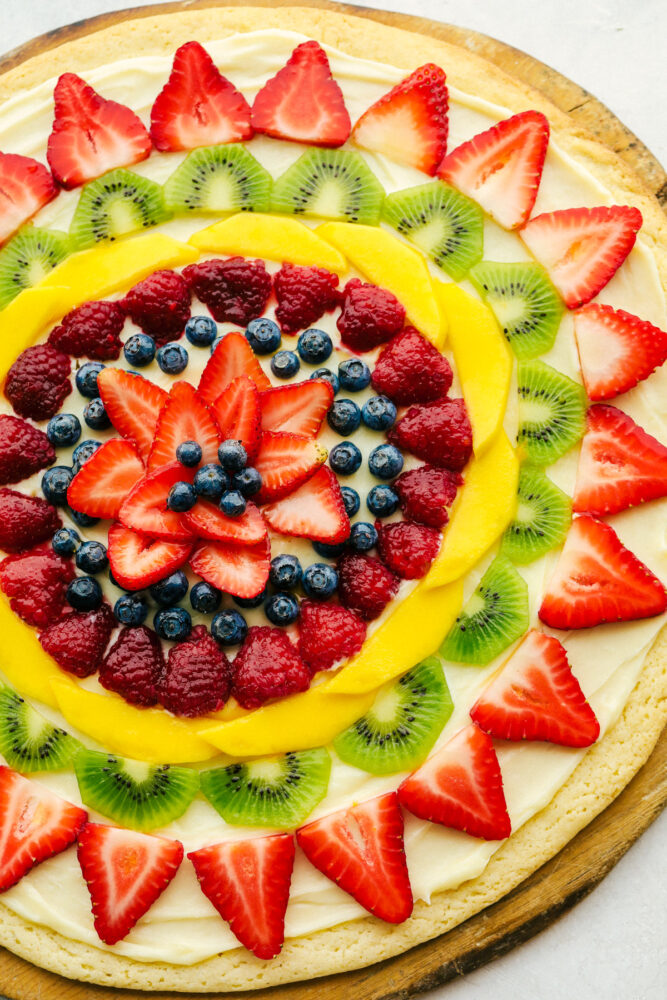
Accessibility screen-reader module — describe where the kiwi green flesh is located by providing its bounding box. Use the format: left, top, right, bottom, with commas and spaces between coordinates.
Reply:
69, 168, 171, 249
271, 148, 385, 225
440, 555, 529, 666
0, 688, 81, 772
200, 748, 331, 829
333, 657, 453, 776
0, 227, 71, 308
501, 465, 572, 564
382, 181, 484, 280
74, 749, 199, 832
164, 144, 273, 214
517, 359, 587, 466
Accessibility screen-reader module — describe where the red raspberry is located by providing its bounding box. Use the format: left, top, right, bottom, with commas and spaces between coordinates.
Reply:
375, 519, 441, 579
0, 488, 61, 553
158, 625, 231, 717
297, 600, 366, 674
231, 626, 310, 709
4, 344, 72, 421
100, 625, 165, 707
336, 278, 405, 352
274, 264, 340, 335
393, 464, 462, 528
183, 258, 271, 326
48, 300, 125, 360
0, 415, 55, 486
0, 543, 74, 628
336, 552, 399, 621
389, 397, 472, 471
39, 603, 116, 678
122, 270, 192, 346
371, 327, 453, 405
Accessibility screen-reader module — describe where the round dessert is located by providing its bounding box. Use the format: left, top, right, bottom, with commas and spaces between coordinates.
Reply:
0, 5, 664, 994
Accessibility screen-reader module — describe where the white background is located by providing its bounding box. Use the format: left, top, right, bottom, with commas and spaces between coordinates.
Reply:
1, 2, 665, 999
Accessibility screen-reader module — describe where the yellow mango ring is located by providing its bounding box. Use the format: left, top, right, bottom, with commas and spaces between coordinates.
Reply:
0, 219, 518, 762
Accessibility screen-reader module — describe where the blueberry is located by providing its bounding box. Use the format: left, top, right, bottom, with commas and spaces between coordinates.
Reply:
245, 317, 281, 354
72, 439, 101, 474
69, 507, 100, 528
271, 350, 300, 379
269, 554, 302, 590
329, 441, 362, 476
265, 592, 300, 626
47, 413, 81, 448
76, 540, 108, 574
211, 609, 248, 646
233, 588, 267, 609
83, 397, 111, 431
210, 334, 226, 355
167, 481, 197, 512
67, 576, 103, 611
194, 463, 229, 499
218, 440, 247, 472
362, 395, 397, 431
149, 570, 189, 607
368, 443, 404, 480
76, 362, 105, 398
327, 399, 361, 436
219, 490, 246, 517
312, 540, 347, 559
338, 358, 371, 392
297, 328, 333, 364
190, 581, 222, 615
154, 607, 192, 642
123, 333, 156, 367
51, 527, 81, 557
302, 563, 338, 600
185, 315, 217, 347
156, 342, 188, 375
310, 368, 339, 394
114, 593, 148, 626
232, 467, 262, 498
350, 521, 378, 552
340, 486, 360, 517
42, 466, 73, 506
366, 484, 399, 517
176, 440, 203, 467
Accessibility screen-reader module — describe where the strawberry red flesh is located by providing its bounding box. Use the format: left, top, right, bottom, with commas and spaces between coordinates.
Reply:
0, 152, 58, 245
190, 536, 270, 599
185, 499, 268, 546
573, 303, 667, 401
107, 522, 193, 591
68, 438, 145, 520
97, 368, 168, 462
147, 381, 220, 472
262, 466, 349, 544
259, 379, 333, 437
119, 463, 196, 542
253, 432, 327, 503
211, 375, 262, 463
198, 330, 271, 406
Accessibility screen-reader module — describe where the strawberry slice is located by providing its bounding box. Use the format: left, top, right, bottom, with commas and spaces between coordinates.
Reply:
198, 332, 271, 406
147, 381, 220, 472
296, 792, 413, 924
437, 110, 549, 229
77, 823, 183, 946
46, 73, 151, 189
211, 375, 262, 463
118, 464, 196, 542
254, 432, 327, 503
520, 205, 642, 309
470, 630, 600, 748
573, 303, 667, 401
0, 152, 58, 245
398, 724, 511, 840
189, 833, 294, 960
150, 40, 253, 152
539, 515, 666, 629
190, 536, 270, 599
98, 369, 168, 462
251, 41, 351, 147
107, 522, 193, 590
352, 63, 448, 175
185, 499, 268, 545
262, 466, 349, 544
67, 438, 144, 520
259, 379, 334, 436
0, 766, 87, 892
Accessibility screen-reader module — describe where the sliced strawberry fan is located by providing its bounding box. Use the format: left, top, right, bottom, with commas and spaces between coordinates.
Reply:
573, 303, 667, 400
67, 438, 145, 520
198, 331, 271, 405
107, 523, 193, 591
0, 152, 58, 245
147, 381, 220, 472
211, 375, 262, 463
98, 369, 168, 462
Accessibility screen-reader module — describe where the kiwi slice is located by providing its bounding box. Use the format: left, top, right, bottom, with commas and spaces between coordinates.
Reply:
70, 168, 171, 249
517, 359, 587, 466
440, 555, 529, 666
164, 144, 273, 215
74, 749, 199, 832
0, 687, 81, 772
501, 465, 572, 564
382, 181, 484, 280
469, 261, 564, 359
200, 748, 330, 829
0, 227, 71, 308
333, 657, 453, 776
271, 148, 385, 225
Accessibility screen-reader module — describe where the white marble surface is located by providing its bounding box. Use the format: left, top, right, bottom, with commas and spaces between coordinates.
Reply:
0, 2, 665, 998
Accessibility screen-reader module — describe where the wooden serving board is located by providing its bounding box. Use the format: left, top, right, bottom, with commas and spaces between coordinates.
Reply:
0, 3, 665, 998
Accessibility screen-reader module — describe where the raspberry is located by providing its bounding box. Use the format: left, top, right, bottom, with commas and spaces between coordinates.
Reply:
0, 488, 61, 553
0, 415, 55, 487
4, 344, 72, 421
336, 278, 405, 352
371, 327, 453, 405
122, 270, 192, 346
39, 603, 115, 678
183, 258, 271, 326
393, 464, 462, 528
0, 543, 74, 628
48, 300, 125, 360
375, 519, 441, 579
158, 625, 231, 717
389, 397, 472, 470
274, 264, 340, 335
297, 600, 366, 674
100, 625, 165, 706
231, 626, 310, 709
336, 552, 399, 621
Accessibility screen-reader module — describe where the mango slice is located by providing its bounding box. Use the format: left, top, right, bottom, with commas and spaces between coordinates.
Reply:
0, 598, 62, 708
0, 286, 74, 383
190, 214, 347, 274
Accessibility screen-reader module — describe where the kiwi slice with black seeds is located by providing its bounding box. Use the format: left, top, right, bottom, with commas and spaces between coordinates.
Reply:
469, 261, 564, 359
69, 168, 171, 249
517, 359, 587, 466
74, 748, 199, 832
0, 227, 71, 308
0, 687, 81, 772
382, 181, 484, 279
333, 657, 453, 776
271, 147, 385, 224
501, 465, 572, 564
164, 144, 273, 214
200, 748, 330, 828
440, 555, 529, 665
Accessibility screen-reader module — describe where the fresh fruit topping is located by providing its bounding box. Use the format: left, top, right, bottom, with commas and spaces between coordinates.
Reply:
48, 300, 125, 361
97, 368, 168, 461
254, 432, 327, 503
189, 833, 295, 960
572, 303, 667, 400
375, 519, 441, 579
183, 257, 272, 326
210, 375, 262, 462
231, 625, 311, 709
122, 269, 191, 347
190, 536, 270, 599
393, 464, 461, 529
520, 205, 642, 309
147, 382, 219, 472
0, 489, 61, 553
372, 327, 452, 406
0, 227, 71, 308
0, 543, 74, 628
99, 625, 165, 706
296, 792, 413, 923
67, 439, 145, 520
0, 415, 55, 486
5, 343, 71, 421
156, 341, 189, 375
107, 522, 193, 590
165, 145, 272, 215
157, 625, 231, 717
0, 688, 81, 772
199, 332, 271, 408
119, 463, 196, 541
352, 63, 448, 175
271, 349, 300, 380
501, 465, 572, 564
185, 499, 267, 545
335, 278, 405, 352
297, 599, 366, 673
516, 359, 587, 465
398, 722, 511, 839
273, 263, 340, 335
271, 147, 385, 224
69, 169, 170, 250
470, 629, 600, 747
337, 552, 399, 621
262, 466, 349, 545
0, 152, 57, 245
389, 397, 472, 471
260, 379, 334, 437
39, 603, 115, 678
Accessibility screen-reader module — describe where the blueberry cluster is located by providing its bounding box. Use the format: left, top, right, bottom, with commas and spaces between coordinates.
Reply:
42, 436, 102, 528
166, 439, 263, 518
51, 528, 107, 612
